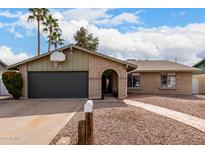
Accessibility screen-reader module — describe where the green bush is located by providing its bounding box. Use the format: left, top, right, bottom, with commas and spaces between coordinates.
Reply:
2, 71, 23, 99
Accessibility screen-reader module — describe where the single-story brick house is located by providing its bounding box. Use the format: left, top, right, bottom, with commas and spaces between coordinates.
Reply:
127, 60, 199, 95
7, 45, 198, 99
193, 58, 205, 74
7, 45, 137, 99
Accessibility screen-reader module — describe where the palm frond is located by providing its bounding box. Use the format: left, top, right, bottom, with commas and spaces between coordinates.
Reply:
27, 15, 35, 22
43, 27, 48, 33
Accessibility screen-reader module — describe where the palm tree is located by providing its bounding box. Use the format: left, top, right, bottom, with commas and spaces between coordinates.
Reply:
43, 14, 59, 52
27, 8, 49, 56
51, 31, 64, 50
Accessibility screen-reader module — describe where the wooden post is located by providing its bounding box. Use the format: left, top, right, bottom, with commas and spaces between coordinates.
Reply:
78, 120, 86, 145
84, 100, 94, 145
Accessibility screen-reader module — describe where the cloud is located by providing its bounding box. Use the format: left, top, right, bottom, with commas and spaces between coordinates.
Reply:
57, 8, 111, 23
51, 9, 142, 26
94, 12, 141, 25
54, 13, 204, 65
1, 12, 36, 38
13, 32, 24, 38
0, 46, 30, 65
171, 11, 187, 18
0, 22, 3, 28
0, 10, 22, 18
1, 9, 203, 66
17, 13, 36, 31
7, 26, 24, 38
2, 9, 142, 39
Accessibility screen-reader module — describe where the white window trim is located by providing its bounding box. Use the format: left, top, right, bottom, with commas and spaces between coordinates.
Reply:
128, 73, 141, 88
160, 73, 176, 88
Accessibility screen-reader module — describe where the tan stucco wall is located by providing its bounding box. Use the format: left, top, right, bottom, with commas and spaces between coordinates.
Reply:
128, 72, 192, 94
193, 74, 205, 94
88, 54, 127, 99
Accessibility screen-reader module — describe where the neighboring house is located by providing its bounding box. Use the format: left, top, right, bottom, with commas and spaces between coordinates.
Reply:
127, 60, 198, 95
193, 59, 205, 94
0, 60, 6, 72
0, 60, 9, 95
193, 58, 205, 74
7, 45, 198, 99
8, 45, 136, 99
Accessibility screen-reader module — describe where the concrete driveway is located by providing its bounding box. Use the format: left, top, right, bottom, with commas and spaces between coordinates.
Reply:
0, 99, 84, 145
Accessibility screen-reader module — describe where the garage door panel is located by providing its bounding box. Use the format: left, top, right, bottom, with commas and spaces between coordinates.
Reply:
28, 72, 88, 98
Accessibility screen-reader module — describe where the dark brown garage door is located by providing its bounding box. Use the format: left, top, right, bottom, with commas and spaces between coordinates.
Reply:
28, 71, 88, 98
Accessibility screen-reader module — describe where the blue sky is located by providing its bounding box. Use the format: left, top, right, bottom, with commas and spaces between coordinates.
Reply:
0, 8, 205, 65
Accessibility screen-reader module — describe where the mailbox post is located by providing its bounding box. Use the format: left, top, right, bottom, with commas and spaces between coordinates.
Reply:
84, 100, 94, 145
78, 100, 94, 145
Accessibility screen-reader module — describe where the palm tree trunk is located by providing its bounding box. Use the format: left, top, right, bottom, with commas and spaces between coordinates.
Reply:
37, 18, 40, 56
48, 30, 51, 52
48, 41, 51, 52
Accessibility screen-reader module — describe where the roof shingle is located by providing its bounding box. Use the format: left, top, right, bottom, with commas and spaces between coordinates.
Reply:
127, 60, 200, 72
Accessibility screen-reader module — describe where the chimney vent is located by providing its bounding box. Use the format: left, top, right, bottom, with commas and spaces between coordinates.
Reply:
127, 59, 136, 61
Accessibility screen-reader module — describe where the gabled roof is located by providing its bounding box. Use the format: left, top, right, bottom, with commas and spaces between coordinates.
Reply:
127, 60, 200, 72
0, 59, 7, 67
193, 58, 205, 67
7, 45, 137, 71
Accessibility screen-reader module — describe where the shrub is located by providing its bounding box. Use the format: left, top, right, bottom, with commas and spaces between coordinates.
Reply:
2, 71, 23, 99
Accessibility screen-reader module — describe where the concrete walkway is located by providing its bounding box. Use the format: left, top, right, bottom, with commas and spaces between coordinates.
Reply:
124, 99, 205, 132
0, 95, 11, 100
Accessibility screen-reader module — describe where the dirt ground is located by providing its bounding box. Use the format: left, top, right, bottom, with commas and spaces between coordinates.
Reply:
50, 101, 205, 145
128, 94, 205, 119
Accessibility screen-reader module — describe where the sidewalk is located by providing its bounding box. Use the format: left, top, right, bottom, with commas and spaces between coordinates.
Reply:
124, 99, 205, 132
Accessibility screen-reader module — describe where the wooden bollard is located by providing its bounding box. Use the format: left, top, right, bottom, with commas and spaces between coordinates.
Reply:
78, 120, 86, 145
84, 100, 93, 145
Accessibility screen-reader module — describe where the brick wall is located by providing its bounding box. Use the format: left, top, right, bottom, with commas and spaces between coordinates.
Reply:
17, 50, 129, 99
19, 63, 28, 98
128, 72, 192, 94
88, 54, 127, 99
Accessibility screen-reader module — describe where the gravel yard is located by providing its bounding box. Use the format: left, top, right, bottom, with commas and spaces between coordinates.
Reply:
50, 101, 205, 145
128, 94, 205, 119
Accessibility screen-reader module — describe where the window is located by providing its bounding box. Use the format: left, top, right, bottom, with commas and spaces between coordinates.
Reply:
128, 73, 141, 87
160, 73, 176, 88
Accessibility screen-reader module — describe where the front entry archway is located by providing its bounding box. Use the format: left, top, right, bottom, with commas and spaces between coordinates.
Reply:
101, 69, 118, 98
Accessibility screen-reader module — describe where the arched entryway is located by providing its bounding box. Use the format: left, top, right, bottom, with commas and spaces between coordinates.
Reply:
101, 69, 118, 99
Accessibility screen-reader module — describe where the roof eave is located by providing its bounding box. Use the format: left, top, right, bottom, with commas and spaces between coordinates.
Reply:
7, 45, 137, 71
0, 60, 7, 67
193, 58, 205, 67
130, 69, 200, 73
7, 45, 73, 69
72, 45, 137, 70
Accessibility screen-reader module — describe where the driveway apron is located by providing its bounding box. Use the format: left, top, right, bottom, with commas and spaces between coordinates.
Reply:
0, 99, 84, 144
